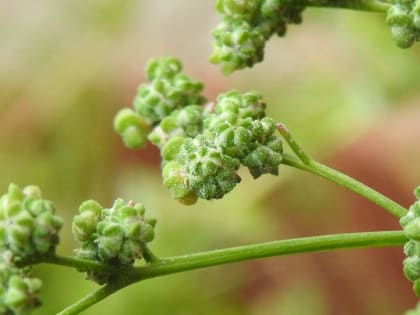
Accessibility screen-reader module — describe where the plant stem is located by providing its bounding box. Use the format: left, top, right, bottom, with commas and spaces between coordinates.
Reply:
57, 283, 124, 315
143, 246, 159, 263
41, 255, 112, 272
130, 230, 406, 281
298, 0, 391, 12
281, 154, 407, 218
277, 123, 312, 164
56, 231, 406, 313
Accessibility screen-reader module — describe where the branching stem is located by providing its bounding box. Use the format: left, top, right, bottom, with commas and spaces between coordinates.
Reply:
277, 123, 312, 164
57, 230, 406, 314
57, 282, 124, 315
297, 0, 390, 12
281, 154, 407, 218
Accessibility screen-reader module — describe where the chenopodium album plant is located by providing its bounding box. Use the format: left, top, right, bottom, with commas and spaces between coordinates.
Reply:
3, 0, 420, 314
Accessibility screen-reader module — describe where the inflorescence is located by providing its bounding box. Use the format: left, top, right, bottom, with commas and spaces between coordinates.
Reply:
209, 0, 420, 73
114, 57, 283, 204
72, 199, 156, 283
0, 184, 63, 314
387, 0, 420, 48
400, 186, 420, 296
210, 0, 304, 73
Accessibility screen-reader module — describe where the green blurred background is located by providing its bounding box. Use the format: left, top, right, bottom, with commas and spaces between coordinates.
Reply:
2, 1, 420, 314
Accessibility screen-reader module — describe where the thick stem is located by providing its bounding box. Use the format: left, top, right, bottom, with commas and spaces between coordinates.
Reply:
129, 231, 406, 281
55, 231, 406, 313
281, 154, 407, 218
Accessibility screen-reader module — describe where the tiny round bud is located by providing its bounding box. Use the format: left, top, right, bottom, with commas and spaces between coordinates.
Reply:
404, 256, 420, 281
405, 218, 420, 241
415, 186, 420, 200
391, 25, 416, 48
113, 108, 150, 149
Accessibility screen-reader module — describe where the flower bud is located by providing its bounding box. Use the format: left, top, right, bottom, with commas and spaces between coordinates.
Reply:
0, 184, 63, 261
113, 108, 150, 149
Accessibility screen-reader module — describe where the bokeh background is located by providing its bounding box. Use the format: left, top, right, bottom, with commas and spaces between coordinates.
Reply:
1, 1, 420, 314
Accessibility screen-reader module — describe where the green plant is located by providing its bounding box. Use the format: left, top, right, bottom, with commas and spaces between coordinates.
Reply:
2, 0, 420, 314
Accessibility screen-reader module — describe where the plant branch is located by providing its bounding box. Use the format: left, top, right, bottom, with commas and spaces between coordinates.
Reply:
33, 254, 112, 273
297, 0, 391, 12
281, 154, 407, 218
143, 246, 159, 263
57, 282, 124, 315
129, 230, 406, 281
277, 123, 312, 164
54, 231, 406, 313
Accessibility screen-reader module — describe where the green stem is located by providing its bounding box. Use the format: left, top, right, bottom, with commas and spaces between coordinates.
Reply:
299, 0, 391, 12
143, 246, 159, 263
277, 123, 312, 164
281, 154, 407, 218
56, 231, 406, 313
130, 230, 406, 281
39, 255, 112, 273
57, 283, 124, 315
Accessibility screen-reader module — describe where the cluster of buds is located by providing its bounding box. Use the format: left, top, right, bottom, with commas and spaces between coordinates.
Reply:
113, 57, 207, 149
0, 184, 63, 314
400, 187, 420, 296
0, 254, 42, 315
387, 0, 420, 48
72, 199, 156, 282
114, 58, 283, 204
0, 184, 63, 263
210, 0, 305, 73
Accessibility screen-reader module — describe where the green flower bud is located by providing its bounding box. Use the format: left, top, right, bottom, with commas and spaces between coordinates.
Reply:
162, 161, 198, 204
243, 145, 282, 178
72, 200, 102, 242
0, 184, 63, 261
22, 186, 41, 199
114, 108, 150, 149
181, 136, 241, 200
2, 274, 42, 315
391, 25, 416, 48
405, 218, 420, 241
210, 17, 266, 74
146, 57, 182, 81
415, 186, 420, 200
97, 222, 124, 261
215, 0, 261, 21
404, 240, 417, 257
404, 256, 420, 281
133, 58, 206, 124
414, 279, 420, 297
387, 4, 412, 27
161, 136, 185, 161
216, 90, 266, 119
73, 198, 157, 273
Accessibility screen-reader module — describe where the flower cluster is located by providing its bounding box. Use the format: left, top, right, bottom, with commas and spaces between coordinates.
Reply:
400, 187, 420, 296
161, 90, 282, 204
0, 184, 63, 314
0, 184, 63, 263
210, 0, 304, 73
72, 199, 156, 282
0, 254, 42, 315
114, 58, 283, 204
387, 0, 420, 48
114, 57, 207, 149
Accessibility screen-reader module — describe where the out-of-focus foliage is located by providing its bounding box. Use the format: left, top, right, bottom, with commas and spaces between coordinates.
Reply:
1, 1, 420, 314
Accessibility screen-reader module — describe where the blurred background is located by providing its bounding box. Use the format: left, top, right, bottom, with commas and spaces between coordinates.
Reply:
1, 1, 420, 314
